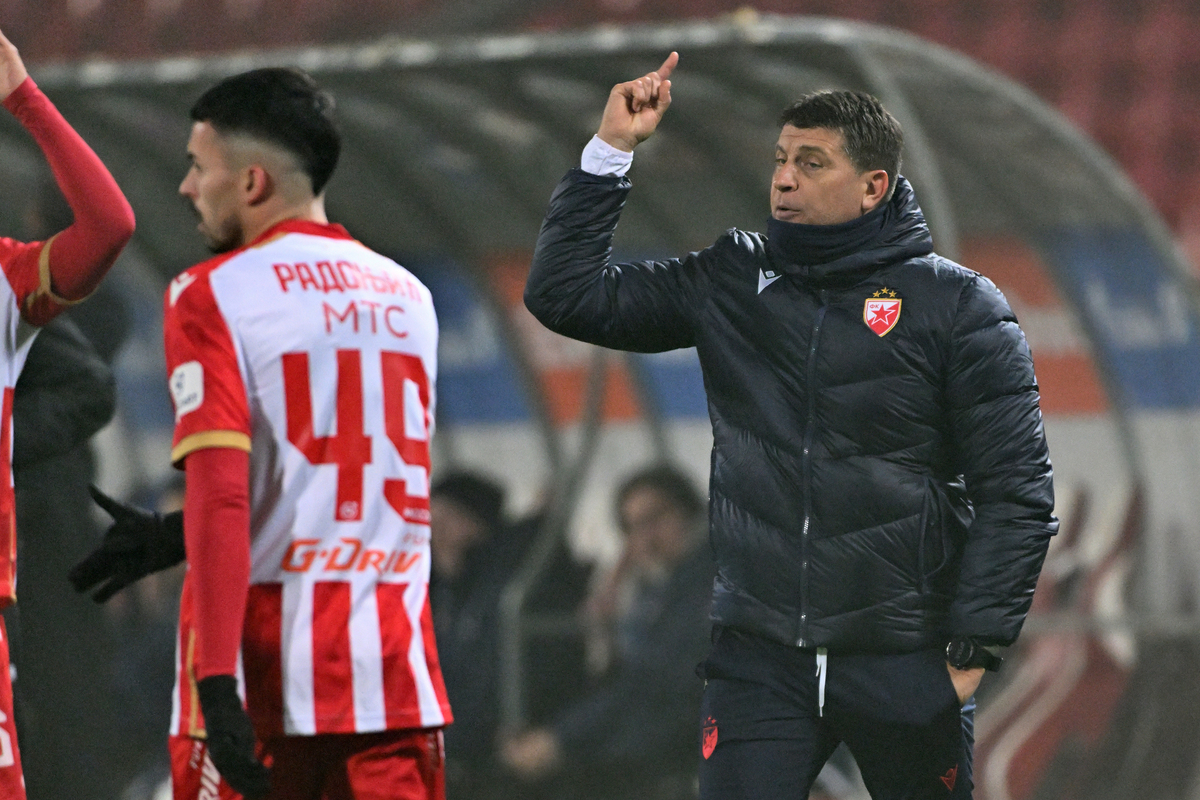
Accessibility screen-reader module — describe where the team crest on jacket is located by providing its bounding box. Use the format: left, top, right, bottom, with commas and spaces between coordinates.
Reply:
864, 288, 902, 336
702, 716, 718, 759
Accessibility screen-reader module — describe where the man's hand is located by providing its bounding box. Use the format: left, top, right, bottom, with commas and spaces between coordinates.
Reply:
69, 486, 186, 602
0, 28, 28, 101
197, 675, 271, 799
947, 664, 985, 705
596, 51, 678, 152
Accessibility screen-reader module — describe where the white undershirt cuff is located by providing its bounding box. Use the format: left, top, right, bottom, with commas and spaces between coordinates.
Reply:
581, 134, 634, 177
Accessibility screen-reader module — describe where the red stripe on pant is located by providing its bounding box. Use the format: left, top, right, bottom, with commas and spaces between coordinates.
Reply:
313, 581, 356, 732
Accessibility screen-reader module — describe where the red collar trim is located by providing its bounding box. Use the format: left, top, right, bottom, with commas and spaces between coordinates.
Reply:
249, 219, 355, 247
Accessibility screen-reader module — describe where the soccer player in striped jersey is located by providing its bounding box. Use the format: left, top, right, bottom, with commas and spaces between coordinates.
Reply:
75, 68, 449, 800
0, 26, 135, 800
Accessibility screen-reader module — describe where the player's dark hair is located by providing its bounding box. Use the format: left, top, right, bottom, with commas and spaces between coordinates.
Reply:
190, 67, 341, 195
616, 463, 706, 532
778, 90, 903, 199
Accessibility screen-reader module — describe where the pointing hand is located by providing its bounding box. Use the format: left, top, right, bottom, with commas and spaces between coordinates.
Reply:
596, 52, 678, 153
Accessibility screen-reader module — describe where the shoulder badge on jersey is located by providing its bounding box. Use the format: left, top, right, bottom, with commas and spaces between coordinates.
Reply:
864, 287, 902, 337
170, 360, 204, 420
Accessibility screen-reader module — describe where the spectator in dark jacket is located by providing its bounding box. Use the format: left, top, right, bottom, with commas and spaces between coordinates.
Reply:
523, 53, 1056, 800
502, 464, 713, 800
430, 470, 591, 800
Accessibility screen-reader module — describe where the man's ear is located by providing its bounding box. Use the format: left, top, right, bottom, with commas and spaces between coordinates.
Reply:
243, 164, 273, 207
861, 169, 890, 214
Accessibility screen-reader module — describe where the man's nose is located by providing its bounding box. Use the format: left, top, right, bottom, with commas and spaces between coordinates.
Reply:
773, 166, 797, 191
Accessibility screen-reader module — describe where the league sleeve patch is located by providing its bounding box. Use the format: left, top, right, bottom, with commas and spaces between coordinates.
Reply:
170, 360, 205, 421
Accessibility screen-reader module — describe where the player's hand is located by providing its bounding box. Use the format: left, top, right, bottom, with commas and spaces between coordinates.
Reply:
198, 675, 271, 799
596, 51, 678, 152
69, 485, 187, 602
946, 664, 984, 706
0, 28, 29, 101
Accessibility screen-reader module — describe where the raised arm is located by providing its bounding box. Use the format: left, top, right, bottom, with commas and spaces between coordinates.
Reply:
525, 52, 710, 353
0, 27, 134, 314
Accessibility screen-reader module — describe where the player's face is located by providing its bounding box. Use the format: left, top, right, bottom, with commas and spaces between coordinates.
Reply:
179, 121, 246, 253
771, 125, 885, 226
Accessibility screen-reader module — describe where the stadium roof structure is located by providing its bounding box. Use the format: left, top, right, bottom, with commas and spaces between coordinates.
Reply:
8, 14, 1200, 623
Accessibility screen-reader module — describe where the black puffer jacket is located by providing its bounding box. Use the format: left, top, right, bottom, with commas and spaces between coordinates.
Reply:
525, 169, 1057, 654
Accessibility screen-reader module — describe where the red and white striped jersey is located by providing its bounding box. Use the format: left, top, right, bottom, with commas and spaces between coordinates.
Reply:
163, 220, 451, 738
0, 236, 74, 609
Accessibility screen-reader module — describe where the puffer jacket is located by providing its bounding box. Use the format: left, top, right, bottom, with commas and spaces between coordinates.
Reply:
525, 169, 1057, 654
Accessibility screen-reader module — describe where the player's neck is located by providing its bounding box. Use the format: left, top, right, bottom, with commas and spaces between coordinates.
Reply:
243, 195, 328, 243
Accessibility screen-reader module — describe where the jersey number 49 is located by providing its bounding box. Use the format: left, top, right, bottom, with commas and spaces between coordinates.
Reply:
282, 349, 431, 524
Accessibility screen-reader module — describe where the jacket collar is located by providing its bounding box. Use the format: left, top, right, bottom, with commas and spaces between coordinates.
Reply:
765, 176, 934, 284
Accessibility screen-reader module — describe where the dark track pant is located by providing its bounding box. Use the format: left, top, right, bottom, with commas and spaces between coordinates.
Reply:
698, 627, 975, 800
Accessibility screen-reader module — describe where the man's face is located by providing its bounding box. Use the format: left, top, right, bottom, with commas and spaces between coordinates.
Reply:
619, 487, 692, 570
179, 121, 246, 253
771, 125, 877, 226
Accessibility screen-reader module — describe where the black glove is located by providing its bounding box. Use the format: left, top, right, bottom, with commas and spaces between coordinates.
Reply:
197, 675, 271, 798
69, 485, 187, 602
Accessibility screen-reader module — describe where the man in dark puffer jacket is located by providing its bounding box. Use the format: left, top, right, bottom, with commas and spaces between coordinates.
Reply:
524, 52, 1057, 800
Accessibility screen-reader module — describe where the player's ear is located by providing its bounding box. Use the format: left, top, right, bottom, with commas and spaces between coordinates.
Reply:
243, 164, 273, 206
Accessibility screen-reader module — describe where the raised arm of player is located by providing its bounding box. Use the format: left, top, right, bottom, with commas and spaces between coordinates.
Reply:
0, 27, 134, 311
596, 51, 677, 152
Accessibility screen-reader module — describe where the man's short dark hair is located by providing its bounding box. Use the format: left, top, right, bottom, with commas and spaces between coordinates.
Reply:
616, 463, 706, 531
778, 90, 903, 199
190, 67, 341, 195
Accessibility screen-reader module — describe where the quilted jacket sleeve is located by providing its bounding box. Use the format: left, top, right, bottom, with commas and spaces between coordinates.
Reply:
946, 273, 1058, 646
524, 168, 708, 353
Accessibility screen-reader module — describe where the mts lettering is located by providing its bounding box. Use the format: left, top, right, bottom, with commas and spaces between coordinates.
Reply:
323, 300, 409, 338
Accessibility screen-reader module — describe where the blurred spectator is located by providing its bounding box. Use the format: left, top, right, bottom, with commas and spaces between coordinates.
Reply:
430, 469, 507, 793
502, 463, 713, 800
430, 470, 592, 800
5, 316, 121, 800
106, 476, 186, 800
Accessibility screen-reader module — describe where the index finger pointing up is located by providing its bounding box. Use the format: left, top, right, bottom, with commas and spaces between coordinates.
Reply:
655, 51, 679, 81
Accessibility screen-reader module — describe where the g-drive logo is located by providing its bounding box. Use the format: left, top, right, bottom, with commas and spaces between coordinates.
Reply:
170, 361, 204, 421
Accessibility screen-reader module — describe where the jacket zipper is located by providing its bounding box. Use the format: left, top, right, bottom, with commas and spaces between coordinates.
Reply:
797, 296, 827, 648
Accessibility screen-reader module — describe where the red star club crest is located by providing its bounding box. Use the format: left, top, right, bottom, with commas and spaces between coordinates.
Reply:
864, 288, 902, 336
940, 764, 958, 791
702, 717, 718, 759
